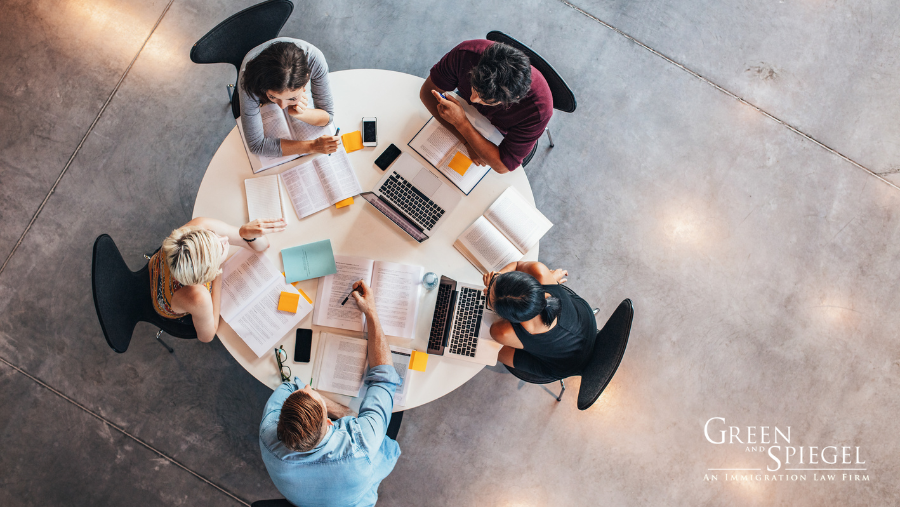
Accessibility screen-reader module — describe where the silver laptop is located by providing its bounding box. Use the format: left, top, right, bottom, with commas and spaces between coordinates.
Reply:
361, 153, 461, 242
426, 275, 502, 365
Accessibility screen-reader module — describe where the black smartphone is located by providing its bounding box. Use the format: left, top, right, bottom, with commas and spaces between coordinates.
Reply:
294, 329, 312, 363
374, 144, 402, 171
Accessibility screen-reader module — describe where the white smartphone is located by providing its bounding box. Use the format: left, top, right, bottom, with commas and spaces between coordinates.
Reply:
362, 117, 377, 147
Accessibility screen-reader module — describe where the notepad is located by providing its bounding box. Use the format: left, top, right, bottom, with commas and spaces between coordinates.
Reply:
277, 291, 300, 313
282, 240, 338, 283
409, 350, 428, 372
341, 130, 364, 153
244, 175, 286, 222
448, 151, 472, 176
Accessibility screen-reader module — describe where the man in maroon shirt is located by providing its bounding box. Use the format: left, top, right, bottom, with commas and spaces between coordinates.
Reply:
420, 39, 553, 173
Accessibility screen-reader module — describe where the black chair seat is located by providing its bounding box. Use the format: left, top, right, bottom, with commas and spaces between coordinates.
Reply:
577, 299, 632, 410
251, 500, 293, 507
504, 363, 561, 384
92, 234, 197, 353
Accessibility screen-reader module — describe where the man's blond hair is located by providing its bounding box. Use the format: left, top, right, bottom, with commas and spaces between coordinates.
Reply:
162, 226, 223, 286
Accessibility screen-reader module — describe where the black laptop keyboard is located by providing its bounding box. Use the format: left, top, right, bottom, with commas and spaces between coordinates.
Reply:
448, 288, 485, 357
427, 282, 453, 353
379, 174, 445, 230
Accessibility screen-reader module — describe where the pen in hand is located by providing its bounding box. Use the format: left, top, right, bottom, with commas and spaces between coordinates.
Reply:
340, 284, 358, 306
329, 127, 341, 156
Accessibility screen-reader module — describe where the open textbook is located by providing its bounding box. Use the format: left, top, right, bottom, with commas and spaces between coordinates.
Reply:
313, 256, 423, 339
408, 97, 504, 195
454, 187, 553, 274
312, 333, 413, 407
280, 148, 362, 219
237, 101, 335, 173
244, 174, 286, 222
220, 248, 313, 357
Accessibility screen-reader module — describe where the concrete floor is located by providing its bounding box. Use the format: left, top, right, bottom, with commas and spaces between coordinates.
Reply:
1, 0, 898, 505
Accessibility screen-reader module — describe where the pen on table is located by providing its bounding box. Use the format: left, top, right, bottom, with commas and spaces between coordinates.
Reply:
340, 285, 358, 306
329, 127, 341, 156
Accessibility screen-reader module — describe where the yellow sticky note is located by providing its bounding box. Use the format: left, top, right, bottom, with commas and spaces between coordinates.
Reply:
277, 291, 300, 313
341, 130, 364, 153
335, 197, 354, 209
296, 287, 312, 304
409, 350, 429, 372
448, 151, 472, 176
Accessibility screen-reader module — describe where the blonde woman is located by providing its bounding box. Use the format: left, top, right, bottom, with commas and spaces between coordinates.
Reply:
149, 217, 286, 343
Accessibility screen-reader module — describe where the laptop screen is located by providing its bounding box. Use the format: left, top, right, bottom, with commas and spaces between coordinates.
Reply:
360, 192, 429, 242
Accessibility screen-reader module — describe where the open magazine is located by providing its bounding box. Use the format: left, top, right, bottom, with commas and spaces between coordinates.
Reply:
312, 333, 414, 407
454, 187, 553, 273
237, 101, 335, 173
313, 256, 423, 339
280, 148, 362, 219
220, 248, 313, 357
408, 94, 504, 195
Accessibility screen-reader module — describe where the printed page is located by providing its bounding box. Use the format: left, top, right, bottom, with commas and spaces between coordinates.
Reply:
287, 115, 335, 142
280, 160, 330, 218
314, 333, 368, 397
408, 118, 461, 167
244, 175, 284, 222
389, 345, 412, 407
228, 282, 312, 358
454, 216, 522, 274
313, 256, 375, 331
436, 142, 492, 195
220, 249, 282, 321
370, 261, 423, 339
236, 120, 298, 174
484, 187, 553, 254
260, 102, 291, 139
313, 148, 363, 204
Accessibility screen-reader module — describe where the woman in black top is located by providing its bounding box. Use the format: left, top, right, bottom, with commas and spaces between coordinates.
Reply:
485, 261, 597, 379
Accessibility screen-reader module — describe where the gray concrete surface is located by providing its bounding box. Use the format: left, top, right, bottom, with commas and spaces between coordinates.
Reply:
1, 0, 898, 505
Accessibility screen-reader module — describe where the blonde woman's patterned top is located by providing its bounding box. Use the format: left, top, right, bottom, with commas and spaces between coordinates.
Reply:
149, 250, 211, 319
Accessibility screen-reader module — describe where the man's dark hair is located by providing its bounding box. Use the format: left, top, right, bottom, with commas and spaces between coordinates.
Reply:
469, 42, 532, 106
241, 42, 310, 103
491, 271, 561, 326
277, 390, 326, 452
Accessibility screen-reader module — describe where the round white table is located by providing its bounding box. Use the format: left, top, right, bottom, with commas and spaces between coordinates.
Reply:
193, 69, 539, 411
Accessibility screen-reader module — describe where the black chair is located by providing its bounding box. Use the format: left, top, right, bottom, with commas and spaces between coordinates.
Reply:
504, 299, 632, 410
486, 31, 577, 167
91, 234, 198, 353
190, 0, 295, 118
251, 501, 292, 507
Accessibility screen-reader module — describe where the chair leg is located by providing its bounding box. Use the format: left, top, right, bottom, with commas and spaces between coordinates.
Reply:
227, 84, 234, 102
556, 379, 566, 402
155, 330, 174, 353
545, 127, 555, 148
592, 307, 599, 315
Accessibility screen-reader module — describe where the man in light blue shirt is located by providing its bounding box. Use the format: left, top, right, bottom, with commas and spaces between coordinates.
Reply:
260, 280, 402, 507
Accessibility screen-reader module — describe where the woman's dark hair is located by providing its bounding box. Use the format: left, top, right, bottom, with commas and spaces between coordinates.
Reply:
469, 42, 532, 106
490, 271, 561, 326
241, 42, 310, 103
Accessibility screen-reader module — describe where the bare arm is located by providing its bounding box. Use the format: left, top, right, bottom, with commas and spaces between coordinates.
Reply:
172, 277, 220, 343
511, 261, 568, 285
350, 280, 392, 367
320, 394, 357, 420
490, 319, 523, 349
186, 217, 285, 253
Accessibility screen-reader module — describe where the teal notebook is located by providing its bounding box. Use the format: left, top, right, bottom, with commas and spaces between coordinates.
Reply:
282, 240, 338, 283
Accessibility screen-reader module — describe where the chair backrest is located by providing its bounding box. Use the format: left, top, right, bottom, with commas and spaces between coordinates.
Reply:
486, 31, 576, 113
91, 235, 147, 353
189, 0, 294, 75
577, 299, 633, 410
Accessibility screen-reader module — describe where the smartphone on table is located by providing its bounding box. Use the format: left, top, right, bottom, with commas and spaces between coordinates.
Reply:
362, 117, 377, 147
294, 328, 312, 363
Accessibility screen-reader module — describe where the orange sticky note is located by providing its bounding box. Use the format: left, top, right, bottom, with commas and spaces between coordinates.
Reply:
335, 197, 354, 208
341, 131, 363, 153
277, 291, 300, 313
409, 350, 428, 372
296, 287, 312, 304
448, 151, 472, 176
